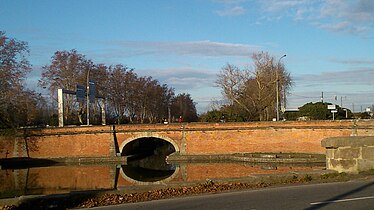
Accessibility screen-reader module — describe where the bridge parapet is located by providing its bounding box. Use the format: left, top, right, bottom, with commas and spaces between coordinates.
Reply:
322, 136, 374, 173
2, 120, 374, 160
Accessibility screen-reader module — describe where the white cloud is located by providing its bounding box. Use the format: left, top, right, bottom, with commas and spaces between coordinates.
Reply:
105, 40, 259, 57
213, 0, 247, 4
140, 67, 217, 89
216, 6, 246, 16
295, 68, 374, 87
261, 0, 310, 12
329, 57, 374, 65
248, 0, 374, 36
139, 66, 221, 113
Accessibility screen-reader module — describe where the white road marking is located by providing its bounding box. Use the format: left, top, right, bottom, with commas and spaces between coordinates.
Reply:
310, 195, 374, 205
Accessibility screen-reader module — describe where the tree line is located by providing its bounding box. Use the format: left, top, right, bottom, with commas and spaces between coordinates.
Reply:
4, 31, 361, 128
0, 31, 198, 128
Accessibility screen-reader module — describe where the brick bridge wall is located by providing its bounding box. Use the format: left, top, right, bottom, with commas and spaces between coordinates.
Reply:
1, 120, 374, 159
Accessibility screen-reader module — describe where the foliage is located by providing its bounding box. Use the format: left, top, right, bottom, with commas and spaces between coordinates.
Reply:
200, 110, 224, 122
171, 93, 198, 122
354, 112, 372, 119
298, 102, 331, 120
297, 102, 353, 120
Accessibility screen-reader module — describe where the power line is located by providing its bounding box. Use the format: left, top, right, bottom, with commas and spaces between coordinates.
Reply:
288, 93, 320, 99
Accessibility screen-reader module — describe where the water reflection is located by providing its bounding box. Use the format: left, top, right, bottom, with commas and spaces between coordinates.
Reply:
122, 154, 177, 183
121, 165, 176, 182
0, 159, 324, 199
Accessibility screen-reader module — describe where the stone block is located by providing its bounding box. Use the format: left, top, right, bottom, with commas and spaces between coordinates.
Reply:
322, 136, 374, 148
328, 159, 357, 173
334, 147, 360, 159
357, 159, 374, 172
325, 149, 335, 159
361, 147, 374, 160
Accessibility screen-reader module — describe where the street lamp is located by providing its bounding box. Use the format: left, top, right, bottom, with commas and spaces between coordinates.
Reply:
276, 54, 286, 121
86, 69, 90, 125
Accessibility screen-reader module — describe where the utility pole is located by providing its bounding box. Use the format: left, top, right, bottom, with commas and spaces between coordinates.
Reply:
321, 92, 324, 103
341, 96, 343, 107
352, 103, 355, 113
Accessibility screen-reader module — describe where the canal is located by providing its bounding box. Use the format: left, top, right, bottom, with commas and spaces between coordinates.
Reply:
0, 154, 324, 199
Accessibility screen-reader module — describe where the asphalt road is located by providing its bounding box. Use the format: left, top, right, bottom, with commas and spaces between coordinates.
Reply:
89, 179, 374, 210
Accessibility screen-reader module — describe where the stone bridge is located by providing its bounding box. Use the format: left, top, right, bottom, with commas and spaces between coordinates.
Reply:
1, 120, 374, 159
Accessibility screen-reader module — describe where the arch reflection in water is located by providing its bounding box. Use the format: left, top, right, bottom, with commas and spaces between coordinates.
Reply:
120, 157, 179, 184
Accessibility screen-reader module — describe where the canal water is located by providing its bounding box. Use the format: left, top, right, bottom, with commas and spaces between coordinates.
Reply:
0, 156, 324, 199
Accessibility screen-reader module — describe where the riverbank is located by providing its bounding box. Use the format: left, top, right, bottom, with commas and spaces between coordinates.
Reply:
1, 169, 373, 210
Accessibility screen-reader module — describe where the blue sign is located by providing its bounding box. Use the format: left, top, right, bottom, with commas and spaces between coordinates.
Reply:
76, 84, 85, 102
89, 80, 96, 102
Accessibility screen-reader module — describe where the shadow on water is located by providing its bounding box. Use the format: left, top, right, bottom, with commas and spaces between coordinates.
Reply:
121, 163, 176, 182
0, 157, 59, 169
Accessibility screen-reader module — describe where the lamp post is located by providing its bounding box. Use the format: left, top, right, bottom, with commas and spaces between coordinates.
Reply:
86, 69, 90, 125
276, 54, 286, 121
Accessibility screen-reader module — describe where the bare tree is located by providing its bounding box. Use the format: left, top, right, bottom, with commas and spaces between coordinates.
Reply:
106, 64, 135, 124
216, 51, 292, 121
216, 63, 251, 110
39, 50, 95, 124
0, 31, 33, 128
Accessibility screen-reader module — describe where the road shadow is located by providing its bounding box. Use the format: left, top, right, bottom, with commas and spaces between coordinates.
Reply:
304, 181, 374, 209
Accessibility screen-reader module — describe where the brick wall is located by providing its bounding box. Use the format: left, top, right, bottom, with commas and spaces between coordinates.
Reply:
1, 120, 374, 159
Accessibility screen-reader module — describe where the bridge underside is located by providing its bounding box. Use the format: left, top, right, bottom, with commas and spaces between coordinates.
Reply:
121, 137, 176, 160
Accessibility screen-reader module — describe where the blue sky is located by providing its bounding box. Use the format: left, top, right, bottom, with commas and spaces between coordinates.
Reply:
1, 0, 374, 113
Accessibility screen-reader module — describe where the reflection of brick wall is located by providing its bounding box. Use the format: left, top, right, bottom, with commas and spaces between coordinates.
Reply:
0, 165, 116, 197
1, 121, 374, 159
0, 168, 28, 197
26, 165, 115, 194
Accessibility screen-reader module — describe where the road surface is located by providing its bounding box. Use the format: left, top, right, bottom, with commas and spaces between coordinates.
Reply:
89, 179, 374, 210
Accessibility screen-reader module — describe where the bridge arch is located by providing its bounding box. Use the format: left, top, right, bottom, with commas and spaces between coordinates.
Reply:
119, 132, 180, 156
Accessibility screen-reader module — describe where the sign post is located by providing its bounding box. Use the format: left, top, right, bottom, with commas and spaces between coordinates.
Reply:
328, 104, 338, 121
58, 89, 64, 127
331, 110, 338, 120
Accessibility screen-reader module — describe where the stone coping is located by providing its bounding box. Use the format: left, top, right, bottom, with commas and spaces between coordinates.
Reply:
321, 136, 374, 148
167, 152, 326, 164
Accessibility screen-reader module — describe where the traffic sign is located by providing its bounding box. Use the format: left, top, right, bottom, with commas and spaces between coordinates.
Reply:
89, 80, 96, 102
328, 105, 336, 110
76, 84, 85, 102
